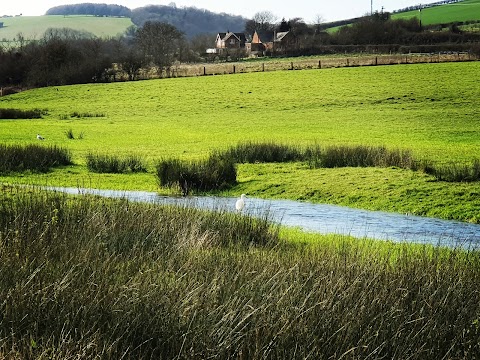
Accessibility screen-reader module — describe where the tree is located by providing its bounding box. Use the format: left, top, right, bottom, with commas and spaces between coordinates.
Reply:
245, 10, 277, 34
135, 21, 184, 75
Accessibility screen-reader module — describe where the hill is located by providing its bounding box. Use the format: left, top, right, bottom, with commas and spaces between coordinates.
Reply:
392, 0, 480, 25
130, 5, 247, 38
0, 15, 133, 42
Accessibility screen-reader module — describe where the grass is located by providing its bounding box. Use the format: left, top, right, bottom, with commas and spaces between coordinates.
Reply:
0, 61, 480, 221
0, 15, 133, 42
0, 187, 479, 358
392, 0, 480, 25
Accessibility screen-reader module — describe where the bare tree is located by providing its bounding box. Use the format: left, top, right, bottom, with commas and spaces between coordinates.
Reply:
135, 21, 184, 75
245, 10, 277, 34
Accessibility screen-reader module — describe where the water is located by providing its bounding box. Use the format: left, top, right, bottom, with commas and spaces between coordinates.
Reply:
46, 186, 480, 248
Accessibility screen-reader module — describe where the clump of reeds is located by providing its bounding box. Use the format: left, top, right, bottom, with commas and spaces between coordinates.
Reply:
64, 129, 84, 140
1, 187, 480, 359
70, 111, 106, 118
0, 108, 45, 119
155, 153, 236, 195
425, 159, 480, 182
0, 143, 72, 173
221, 141, 305, 163
86, 153, 147, 173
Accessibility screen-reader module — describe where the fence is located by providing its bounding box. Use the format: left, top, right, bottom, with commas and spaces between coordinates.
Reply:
134, 52, 477, 80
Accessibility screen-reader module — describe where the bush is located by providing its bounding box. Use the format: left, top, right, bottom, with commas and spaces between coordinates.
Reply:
156, 154, 237, 195
0, 143, 72, 173
86, 153, 147, 173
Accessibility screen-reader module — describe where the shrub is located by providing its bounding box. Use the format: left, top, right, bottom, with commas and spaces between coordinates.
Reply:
0, 144, 72, 173
86, 153, 147, 173
156, 154, 237, 195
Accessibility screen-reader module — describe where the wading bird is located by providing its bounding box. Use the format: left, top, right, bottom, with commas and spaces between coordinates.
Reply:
36, 134, 45, 140
235, 194, 246, 212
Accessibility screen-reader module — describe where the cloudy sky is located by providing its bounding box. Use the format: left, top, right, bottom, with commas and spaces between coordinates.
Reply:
2, 1, 429, 23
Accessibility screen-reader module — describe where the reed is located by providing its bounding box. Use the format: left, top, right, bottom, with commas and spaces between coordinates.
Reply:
155, 154, 237, 194
0, 187, 479, 359
0, 108, 44, 119
0, 143, 72, 173
86, 153, 147, 173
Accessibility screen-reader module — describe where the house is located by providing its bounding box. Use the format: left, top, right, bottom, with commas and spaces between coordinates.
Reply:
246, 30, 291, 55
214, 31, 247, 54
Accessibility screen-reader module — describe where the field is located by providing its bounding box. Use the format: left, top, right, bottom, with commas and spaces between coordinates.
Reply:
0, 15, 133, 42
1, 61, 480, 222
392, 0, 480, 25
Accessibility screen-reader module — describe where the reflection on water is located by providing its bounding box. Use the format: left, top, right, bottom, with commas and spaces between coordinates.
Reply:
46, 186, 480, 248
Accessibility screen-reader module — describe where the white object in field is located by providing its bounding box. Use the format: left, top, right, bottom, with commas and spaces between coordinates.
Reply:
235, 194, 246, 211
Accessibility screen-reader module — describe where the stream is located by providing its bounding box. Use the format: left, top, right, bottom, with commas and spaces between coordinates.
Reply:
46, 186, 480, 248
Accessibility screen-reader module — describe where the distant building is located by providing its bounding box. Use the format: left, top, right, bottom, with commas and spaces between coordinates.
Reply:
214, 31, 247, 54
246, 30, 291, 56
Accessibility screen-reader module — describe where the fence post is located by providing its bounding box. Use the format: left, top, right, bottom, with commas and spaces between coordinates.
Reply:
291, 62, 294, 70
203, 66, 206, 76
233, 65, 236, 74
346, 58, 349, 67
375, 57, 378, 66
262, 63, 265, 72
319, 60, 321, 69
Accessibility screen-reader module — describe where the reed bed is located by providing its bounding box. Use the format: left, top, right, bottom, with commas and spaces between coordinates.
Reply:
0, 187, 479, 359
86, 152, 147, 173
0, 143, 72, 173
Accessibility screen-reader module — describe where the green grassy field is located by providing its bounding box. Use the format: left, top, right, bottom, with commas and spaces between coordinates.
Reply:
1, 61, 480, 222
0, 15, 133, 41
392, 0, 480, 25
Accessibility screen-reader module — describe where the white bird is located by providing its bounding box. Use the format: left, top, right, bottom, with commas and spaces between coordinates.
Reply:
36, 134, 45, 140
235, 194, 246, 212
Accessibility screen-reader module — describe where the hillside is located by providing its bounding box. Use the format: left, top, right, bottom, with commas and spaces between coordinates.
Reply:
392, 0, 480, 25
0, 15, 133, 42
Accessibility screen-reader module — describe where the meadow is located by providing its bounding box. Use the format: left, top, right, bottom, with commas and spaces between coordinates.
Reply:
392, 0, 480, 25
0, 15, 133, 42
1, 61, 479, 222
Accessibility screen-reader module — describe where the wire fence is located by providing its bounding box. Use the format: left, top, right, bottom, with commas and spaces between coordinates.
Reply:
136, 52, 477, 80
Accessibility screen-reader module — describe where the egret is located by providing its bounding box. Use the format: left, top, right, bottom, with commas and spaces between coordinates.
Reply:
36, 134, 45, 140
235, 194, 246, 211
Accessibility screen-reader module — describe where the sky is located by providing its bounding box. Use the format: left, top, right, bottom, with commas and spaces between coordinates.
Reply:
1, 1, 429, 23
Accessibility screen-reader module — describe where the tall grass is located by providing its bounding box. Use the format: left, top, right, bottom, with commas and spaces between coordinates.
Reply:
425, 159, 480, 182
0, 108, 44, 119
86, 153, 147, 173
221, 142, 480, 182
222, 141, 306, 163
0, 143, 72, 173
156, 154, 237, 195
1, 187, 479, 359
